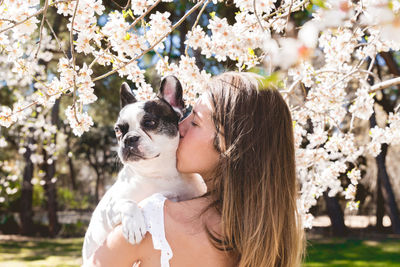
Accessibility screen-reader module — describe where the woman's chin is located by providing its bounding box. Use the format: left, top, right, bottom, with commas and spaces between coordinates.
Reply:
176, 161, 185, 173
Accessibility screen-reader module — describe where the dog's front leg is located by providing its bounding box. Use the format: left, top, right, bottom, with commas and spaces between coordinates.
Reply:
107, 199, 147, 245
120, 200, 147, 244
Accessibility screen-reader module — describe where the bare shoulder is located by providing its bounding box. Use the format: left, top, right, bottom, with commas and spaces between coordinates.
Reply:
90, 198, 236, 267
164, 198, 237, 267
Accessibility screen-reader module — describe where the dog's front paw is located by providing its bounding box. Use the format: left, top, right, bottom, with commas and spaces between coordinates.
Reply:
119, 200, 147, 245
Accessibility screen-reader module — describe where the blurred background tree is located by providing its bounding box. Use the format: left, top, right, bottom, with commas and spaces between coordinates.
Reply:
0, 0, 399, 239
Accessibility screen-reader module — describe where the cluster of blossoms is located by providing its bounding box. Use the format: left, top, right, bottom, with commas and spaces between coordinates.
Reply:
279, 0, 400, 227
99, 10, 155, 100
56, 0, 104, 54
101, 11, 146, 58
1, 0, 400, 228
146, 11, 172, 50
0, 0, 40, 41
0, 0, 56, 126
156, 55, 211, 105
185, 13, 267, 69
368, 111, 400, 157
0, 106, 62, 205
65, 105, 93, 137
0, 160, 21, 203
21, 111, 60, 174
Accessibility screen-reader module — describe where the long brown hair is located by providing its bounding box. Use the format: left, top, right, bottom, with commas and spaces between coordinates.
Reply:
204, 72, 305, 267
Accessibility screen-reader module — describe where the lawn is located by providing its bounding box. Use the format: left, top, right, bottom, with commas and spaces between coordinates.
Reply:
304, 238, 400, 267
0, 236, 83, 267
0, 236, 399, 266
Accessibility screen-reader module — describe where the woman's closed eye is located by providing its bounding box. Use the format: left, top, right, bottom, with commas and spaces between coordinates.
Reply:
191, 110, 201, 127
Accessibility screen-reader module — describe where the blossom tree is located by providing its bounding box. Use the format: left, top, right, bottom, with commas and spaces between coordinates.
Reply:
0, 0, 400, 233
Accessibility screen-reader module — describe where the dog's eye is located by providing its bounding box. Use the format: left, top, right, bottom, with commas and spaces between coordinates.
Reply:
143, 119, 157, 127
114, 126, 122, 138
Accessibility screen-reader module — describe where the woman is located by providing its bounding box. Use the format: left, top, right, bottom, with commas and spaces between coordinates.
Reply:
90, 72, 305, 267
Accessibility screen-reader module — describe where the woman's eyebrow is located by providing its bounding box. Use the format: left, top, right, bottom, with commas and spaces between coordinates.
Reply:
192, 110, 202, 121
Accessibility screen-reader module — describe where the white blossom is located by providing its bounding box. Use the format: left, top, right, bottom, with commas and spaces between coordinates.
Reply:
0, 107, 17, 128
65, 106, 94, 136
349, 87, 375, 121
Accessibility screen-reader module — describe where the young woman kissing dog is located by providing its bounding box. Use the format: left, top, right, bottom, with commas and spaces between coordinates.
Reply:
88, 72, 306, 267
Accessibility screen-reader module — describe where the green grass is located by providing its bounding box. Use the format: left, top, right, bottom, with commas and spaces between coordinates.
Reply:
0, 237, 83, 267
304, 238, 400, 267
0, 237, 399, 266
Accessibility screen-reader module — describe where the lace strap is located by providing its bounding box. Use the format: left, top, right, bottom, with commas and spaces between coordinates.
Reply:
139, 193, 173, 267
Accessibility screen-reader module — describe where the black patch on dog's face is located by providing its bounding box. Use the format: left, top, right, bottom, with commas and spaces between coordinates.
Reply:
142, 98, 180, 137
114, 122, 129, 140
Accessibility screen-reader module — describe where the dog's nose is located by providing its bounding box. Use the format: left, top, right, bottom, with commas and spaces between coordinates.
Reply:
125, 136, 140, 147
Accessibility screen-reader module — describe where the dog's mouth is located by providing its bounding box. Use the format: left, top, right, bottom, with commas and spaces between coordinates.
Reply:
121, 147, 160, 162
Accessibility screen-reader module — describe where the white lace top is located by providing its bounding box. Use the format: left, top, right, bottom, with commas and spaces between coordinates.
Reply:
139, 193, 173, 267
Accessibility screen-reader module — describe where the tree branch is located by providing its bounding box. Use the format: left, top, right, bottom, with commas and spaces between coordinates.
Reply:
92, 0, 206, 83
369, 76, 400, 94
128, 0, 161, 31
34, 0, 49, 59
124, 0, 132, 10
185, 0, 210, 56
253, 0, 266, 32
0, 0, 74, 34
46, 18, 68, 59
285, 0, 294, 34
70, 0, 80, 124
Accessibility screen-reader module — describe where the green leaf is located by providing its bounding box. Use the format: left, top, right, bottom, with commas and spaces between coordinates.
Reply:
260, 72, 281, 88
311, 0, 326, 8
306, 3, 314, 12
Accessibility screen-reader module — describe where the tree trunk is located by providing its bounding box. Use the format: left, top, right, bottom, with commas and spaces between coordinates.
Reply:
370, 112, 400, 234
67, 155, 77, 190
94, 168, 102, 204
66, 128, 77, 190
375, 143, 400, 233
19, 138, 34, 236
43, 150, 60, 237
376, 171, 384, 230
87, 149, 103, 204
323, 192, 347, 236
43, 100, 61, 237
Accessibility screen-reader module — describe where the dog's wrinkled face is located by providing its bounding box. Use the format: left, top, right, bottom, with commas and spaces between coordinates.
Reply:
115, 76, 185, 164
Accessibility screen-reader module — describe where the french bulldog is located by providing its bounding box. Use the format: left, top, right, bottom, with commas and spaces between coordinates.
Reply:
82, 76, 205, 265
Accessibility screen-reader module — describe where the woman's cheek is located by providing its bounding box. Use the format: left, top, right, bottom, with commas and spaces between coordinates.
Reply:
177, 140, 189, 170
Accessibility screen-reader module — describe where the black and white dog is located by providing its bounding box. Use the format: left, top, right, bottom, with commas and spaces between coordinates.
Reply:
82, 76, 205, 264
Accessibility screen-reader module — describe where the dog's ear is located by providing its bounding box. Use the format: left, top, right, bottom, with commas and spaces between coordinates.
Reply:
158, 76, 185, 112
120, 82, 137, 108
